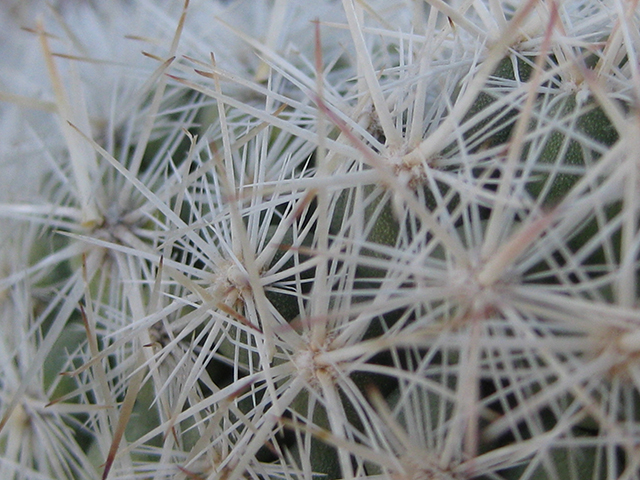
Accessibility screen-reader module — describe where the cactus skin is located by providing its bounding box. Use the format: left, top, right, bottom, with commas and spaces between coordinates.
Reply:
526, 95, 619, 206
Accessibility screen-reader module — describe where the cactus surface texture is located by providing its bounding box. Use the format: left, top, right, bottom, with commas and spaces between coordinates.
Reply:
1, 1, 639, 479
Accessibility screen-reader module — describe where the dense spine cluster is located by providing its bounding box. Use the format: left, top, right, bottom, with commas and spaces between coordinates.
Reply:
0, 1, 639, 479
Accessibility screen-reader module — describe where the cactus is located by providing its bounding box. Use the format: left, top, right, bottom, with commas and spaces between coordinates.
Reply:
0, 0, 639, 479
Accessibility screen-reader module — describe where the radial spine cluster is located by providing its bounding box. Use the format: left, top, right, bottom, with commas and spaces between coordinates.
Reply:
1, 1, 639, 479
